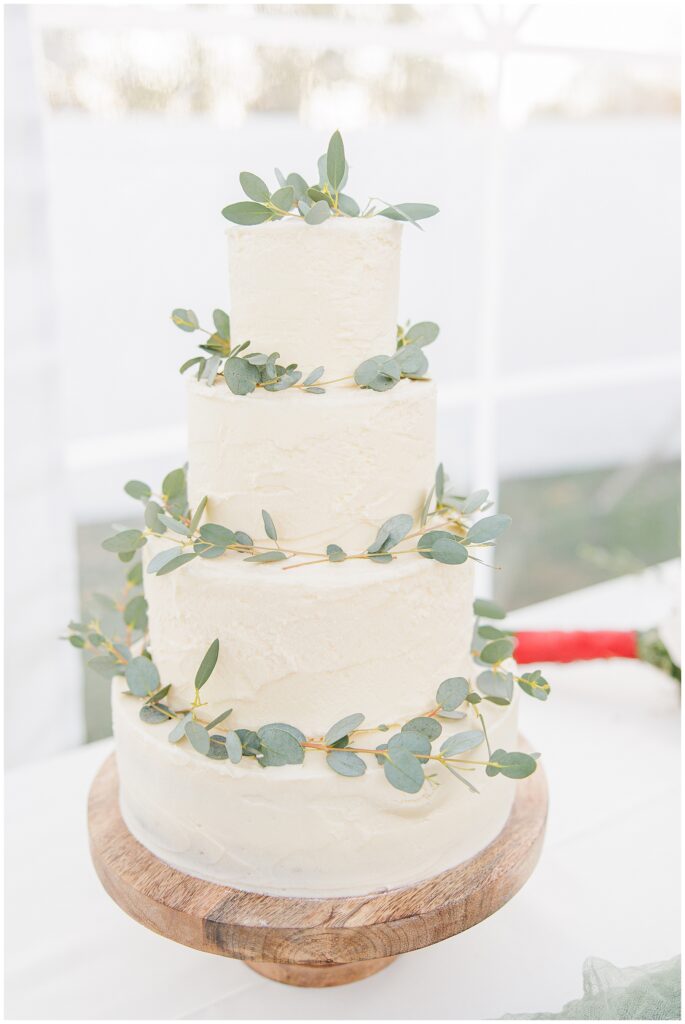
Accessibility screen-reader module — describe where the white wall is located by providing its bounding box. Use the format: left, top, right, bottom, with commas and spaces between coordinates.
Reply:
5, 8, 83, 767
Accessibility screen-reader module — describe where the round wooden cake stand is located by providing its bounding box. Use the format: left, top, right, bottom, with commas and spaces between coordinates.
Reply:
88, 752, 547, 988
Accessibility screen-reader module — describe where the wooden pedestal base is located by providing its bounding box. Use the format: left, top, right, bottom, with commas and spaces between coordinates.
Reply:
246, 955, 397, 988
88, 749, 547, 988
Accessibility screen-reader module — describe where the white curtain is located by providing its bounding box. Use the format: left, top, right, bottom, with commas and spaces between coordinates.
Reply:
5, 6, 83, 767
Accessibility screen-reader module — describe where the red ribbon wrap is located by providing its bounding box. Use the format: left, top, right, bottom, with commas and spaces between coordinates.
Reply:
514, 630, 639, 664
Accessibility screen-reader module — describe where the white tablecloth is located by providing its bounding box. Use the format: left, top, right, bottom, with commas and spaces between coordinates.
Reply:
6, 561, 680, 1020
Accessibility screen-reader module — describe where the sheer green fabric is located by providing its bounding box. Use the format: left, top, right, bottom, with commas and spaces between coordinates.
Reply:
502, 955, 681, 1020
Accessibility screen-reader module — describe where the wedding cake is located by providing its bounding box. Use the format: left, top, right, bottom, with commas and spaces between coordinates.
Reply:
71, 133, 548, 898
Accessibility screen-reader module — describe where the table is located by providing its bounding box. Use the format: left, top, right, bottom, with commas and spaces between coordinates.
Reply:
6, 561, 680, 1020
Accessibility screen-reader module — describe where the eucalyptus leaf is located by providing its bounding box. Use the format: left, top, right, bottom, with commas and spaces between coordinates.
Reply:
236, 728, 261, 757
405, 321, 439, 347
337, 193, 360, 216
327, 130, 346, 190
179, 356, 204, 375
162, 467, 186, 499
171, 308, 199, 332
145, 500, 166, 533
518, 671, 551, 702
222, 201, 273, 225
473, 597, 507, 620
394, 343, 428, 378
462, 489, 489, 515
435, 464, 445, 503
102, 529, 146, 554
383, 745, 425, 794
195, 638, 220, 690
354, 355, 400, 392
87, 655, 121, 680
304, 200, 331, 225
444, 763, 480, 793
286, 172, 309, 200
157, 514, 191, 536
327, 749, 366, 777
325, 713, 364, 746
477, 670, 514, 705
147, 546, 184, 574
420, 484, 435, 527
212, 308, 230, 341
465, 514, 512, 545
402, 717, 442, 741
430, 536, 468, 565
145, 684, 171, 705
201, 354, 222, 386
207, 735, 229, 759
188, 495, 208, 534
270, 185, 294, 212
239, 171, 271, 203
199, 523, 236, 547
261, 509, 277, 541
367, 513, 413, 554
302, 366, 325, 387
486, 749, 537, 780
205, 708, 233, 731
390, 730, 430, 763
185, 720, 211, 756
123, 595, 148, 632
224, 357, 260, 396
478, 625, 511, 640
267, 722, 306, 743
169, 713, 191, 743
124, 480, 151, 501
225, 730, 243, 764
244, 550, 287, 563
440, 730, 484, 757
417, 530, 458, 559
257, 724, 304, 766
126, 656, 160, 697
326, 544, 347, 562
127, 561, 143, 586
307, 187, 333, 207
479, 638, 516, 665
140, 704, 172, 724
436, 676, 469, 711
378, 202, 439, 224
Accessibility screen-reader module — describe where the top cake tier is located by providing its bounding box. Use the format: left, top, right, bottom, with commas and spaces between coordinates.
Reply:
227, 218, 403, 379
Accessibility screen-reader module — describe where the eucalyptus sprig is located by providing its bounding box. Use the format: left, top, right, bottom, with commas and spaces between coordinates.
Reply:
471, 596, 552, 703
172, 306, 438, 396
62, 559, 148, 680
98, 464, 512, 576
65, 613, 539, 792
221, 131, 439, 229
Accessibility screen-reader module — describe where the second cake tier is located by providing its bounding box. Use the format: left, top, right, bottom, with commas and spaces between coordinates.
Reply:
143, 541, 475, 735
187, 377, 436, 552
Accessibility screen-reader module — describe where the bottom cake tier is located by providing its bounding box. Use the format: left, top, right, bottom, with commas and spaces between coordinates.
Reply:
113, 680, 519, 897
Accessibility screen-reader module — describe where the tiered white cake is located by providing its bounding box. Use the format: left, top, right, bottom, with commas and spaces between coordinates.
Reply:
112, 213, 520, 897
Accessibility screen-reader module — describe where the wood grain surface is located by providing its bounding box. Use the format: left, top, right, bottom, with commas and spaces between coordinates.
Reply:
88, 751, 547, 985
